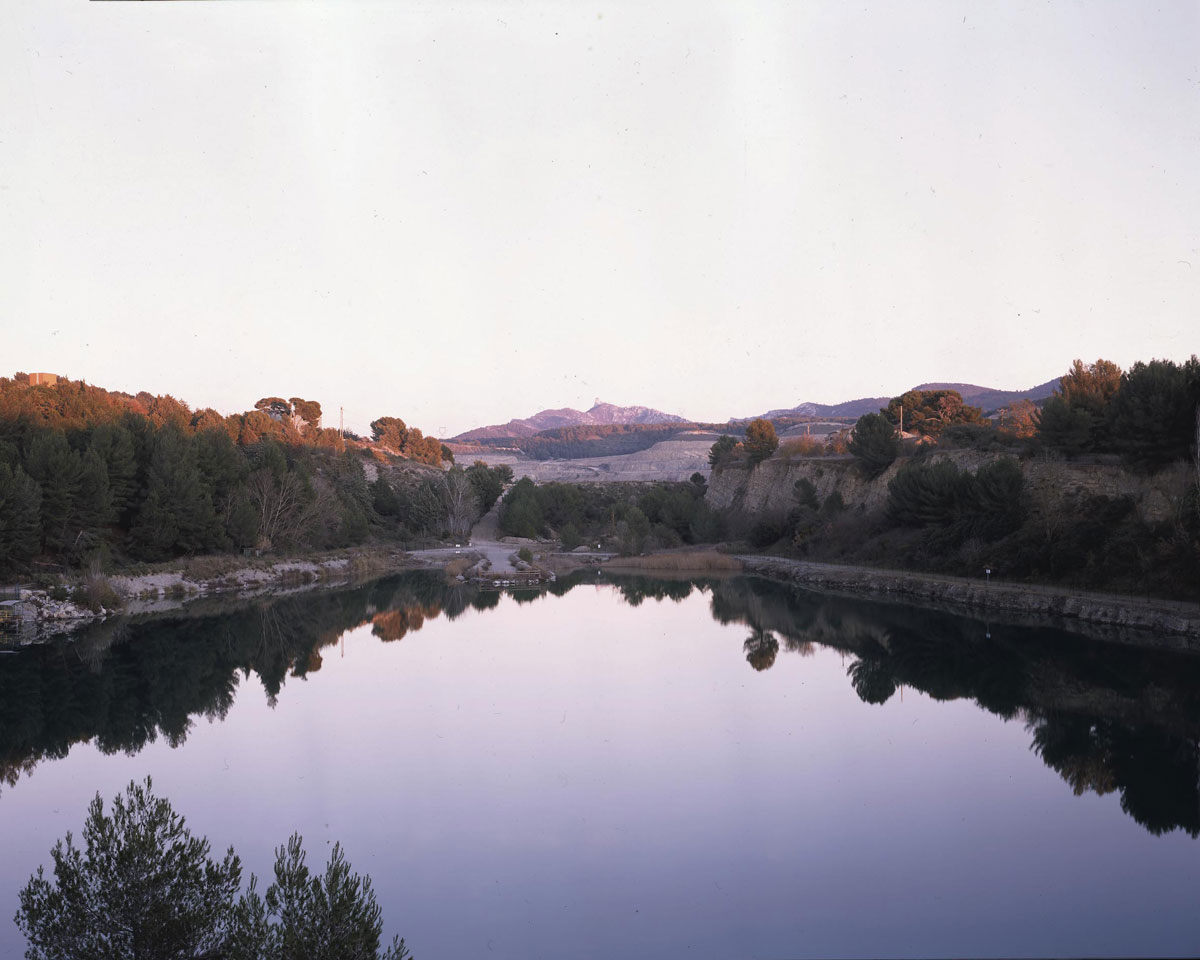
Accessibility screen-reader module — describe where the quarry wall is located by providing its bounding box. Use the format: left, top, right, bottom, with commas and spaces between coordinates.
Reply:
704, 450, 1189, 525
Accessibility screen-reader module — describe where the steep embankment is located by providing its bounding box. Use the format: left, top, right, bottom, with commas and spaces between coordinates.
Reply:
705, 450, 1184, 524
705, 450, 1199, 637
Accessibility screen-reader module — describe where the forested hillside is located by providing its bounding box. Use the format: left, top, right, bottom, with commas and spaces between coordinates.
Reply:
0, 373, 476, 577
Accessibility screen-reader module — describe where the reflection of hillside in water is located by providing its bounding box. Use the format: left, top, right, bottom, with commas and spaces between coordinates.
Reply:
705, 576, 1200, 838
0, 573, 488, 796
1, 571, 1197, 837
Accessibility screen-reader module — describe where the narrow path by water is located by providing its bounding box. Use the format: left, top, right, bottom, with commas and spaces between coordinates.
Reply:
408, 504, 521, 574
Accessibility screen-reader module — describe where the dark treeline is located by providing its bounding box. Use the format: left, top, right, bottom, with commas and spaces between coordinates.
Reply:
0, 374, 474, 577
498, 475, 722, 552
4, 571, 1197, 838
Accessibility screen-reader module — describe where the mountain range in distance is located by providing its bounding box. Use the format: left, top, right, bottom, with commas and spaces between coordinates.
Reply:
452, 400, 689, 442
747, 377, 1063, 422
449, 379, 1062, 441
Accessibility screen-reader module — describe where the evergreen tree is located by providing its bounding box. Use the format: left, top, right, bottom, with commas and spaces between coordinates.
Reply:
195, 426, 246, 506
402, 479, 445, 536
369, 417, 408, 452
465, 462, 504, 511
74, 447, 115, 533
0, 463, 42, 574
89, 424, 139, 522
130, 428, 223, 559
708, 435, 739, 469
332, 452, 372, 518
961, 457, 1026, 541
16, 778, 243, 960
371, 477, 401, 518
16, 779, 411, 960
884, 389, 983, 437
743, 418, 779, 465
1036, 358, 1122, 454
1033, 395, 1091, 455
499, 478, 544, 538
848, 413, 899, 477
226, 494, 261, 549
23, 431, 83, 552
1109, 357, 1200, 471
129, 486, 181, 561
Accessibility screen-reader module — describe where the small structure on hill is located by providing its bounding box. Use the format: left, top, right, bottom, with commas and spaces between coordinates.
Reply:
29, 372, 59, 387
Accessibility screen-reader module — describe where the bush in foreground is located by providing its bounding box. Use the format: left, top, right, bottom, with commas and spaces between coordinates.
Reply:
15, 778, 411, 960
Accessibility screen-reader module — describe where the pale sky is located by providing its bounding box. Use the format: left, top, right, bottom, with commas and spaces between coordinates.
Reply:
1, 1, 1196, 437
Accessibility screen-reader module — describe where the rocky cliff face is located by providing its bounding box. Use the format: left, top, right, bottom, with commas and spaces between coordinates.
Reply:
705, 456, 881, 516
705, 451, 1188, 524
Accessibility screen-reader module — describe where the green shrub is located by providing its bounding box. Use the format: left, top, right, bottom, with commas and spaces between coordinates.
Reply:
887, 457, 1026, 546
794, 478, 819, 510
849, 413, 899, 477
749, 517, 787, 548
517, 546, 533, 563
821, 491, 845, 517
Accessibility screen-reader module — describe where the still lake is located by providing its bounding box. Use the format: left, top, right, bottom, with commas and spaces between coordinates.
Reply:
2, 572, 1198, 958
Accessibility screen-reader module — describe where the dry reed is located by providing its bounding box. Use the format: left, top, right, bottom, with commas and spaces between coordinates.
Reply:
603, 550, 743, 572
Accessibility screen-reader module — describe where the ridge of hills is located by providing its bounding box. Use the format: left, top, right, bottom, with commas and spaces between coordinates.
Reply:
451, 400, 688, 441
452, 379, 1062, 441
743, 377, 1061, 422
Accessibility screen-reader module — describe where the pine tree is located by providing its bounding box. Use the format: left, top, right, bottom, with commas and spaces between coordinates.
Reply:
0, 463, 42, 573
743, 418, 779, 465
1109, 358, 1198, 471
129, 428, 223, 559
75, 448, 115, 531
1036, 358, 1123, 454
23, 432, 82, 552
848, 413, 899, 478
89, 425, 138, 522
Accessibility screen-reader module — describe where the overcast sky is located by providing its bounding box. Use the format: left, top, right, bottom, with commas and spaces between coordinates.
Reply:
2, 1, 1196, 437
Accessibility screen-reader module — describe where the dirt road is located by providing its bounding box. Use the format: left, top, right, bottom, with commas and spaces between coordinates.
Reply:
408, 504, 521, 574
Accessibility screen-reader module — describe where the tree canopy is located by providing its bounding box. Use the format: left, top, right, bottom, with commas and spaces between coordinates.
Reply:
1108, 357, 1200, 470
15, 778, 411, 960
1035, 358, 1123, 455
743, 418, 779, 465
883, 389, 983, 437
848, 413, 899, 477
708, 435, 739, 469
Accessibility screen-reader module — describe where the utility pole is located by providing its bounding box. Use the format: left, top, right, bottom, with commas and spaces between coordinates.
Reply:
340, 406, 344, 439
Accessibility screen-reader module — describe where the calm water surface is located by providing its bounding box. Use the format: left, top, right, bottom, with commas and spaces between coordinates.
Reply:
2, 573, 1198, 958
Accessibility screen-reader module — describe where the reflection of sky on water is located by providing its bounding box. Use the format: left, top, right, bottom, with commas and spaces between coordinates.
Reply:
3, 581, 1199, 958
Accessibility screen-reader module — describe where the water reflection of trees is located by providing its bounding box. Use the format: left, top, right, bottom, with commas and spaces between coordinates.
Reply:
0, 573, 488, 794
706, 575, 1200, 838
2, 570, 1198, 839
743, 628, 779, 672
